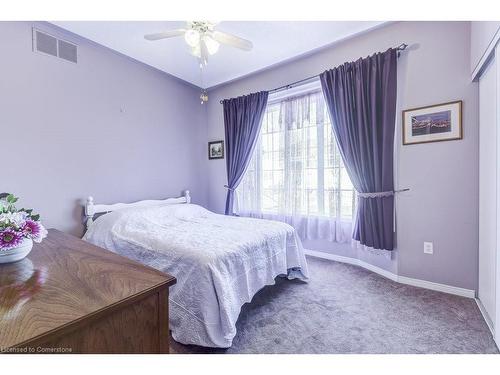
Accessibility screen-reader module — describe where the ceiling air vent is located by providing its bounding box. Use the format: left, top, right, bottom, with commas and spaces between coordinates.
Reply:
57, 39, 77, 63
33, 28, 78, 63
34, 30, 57, 57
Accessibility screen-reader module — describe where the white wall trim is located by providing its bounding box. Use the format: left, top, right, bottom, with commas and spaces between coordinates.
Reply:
304, 249, 476, 298
476, 298, 495, 337
495, 44, 500, 346
397, 275, 475, 298
472, 26, 500, 81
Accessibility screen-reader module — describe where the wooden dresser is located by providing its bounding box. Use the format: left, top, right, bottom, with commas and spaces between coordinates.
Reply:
0, 229, 176, 354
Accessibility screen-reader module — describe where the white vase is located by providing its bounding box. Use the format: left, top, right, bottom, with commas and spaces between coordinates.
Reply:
0, 238, 33, 264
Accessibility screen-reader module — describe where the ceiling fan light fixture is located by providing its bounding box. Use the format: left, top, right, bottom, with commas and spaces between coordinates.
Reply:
203, 36, 220, 55
184, 29, 200, 48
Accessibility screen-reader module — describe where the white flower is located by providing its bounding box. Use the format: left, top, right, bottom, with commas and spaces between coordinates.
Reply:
0, 212, 28, 227
32, 223, 48, 243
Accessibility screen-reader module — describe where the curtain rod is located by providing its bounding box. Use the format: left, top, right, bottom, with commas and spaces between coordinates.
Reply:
219, 43, 408, 104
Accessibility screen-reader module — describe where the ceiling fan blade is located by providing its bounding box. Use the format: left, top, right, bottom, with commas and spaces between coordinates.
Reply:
211, 30, 253, 51
144, 29, 186, 41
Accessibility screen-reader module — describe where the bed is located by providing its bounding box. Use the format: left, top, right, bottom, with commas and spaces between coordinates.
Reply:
82, 191, 309, 348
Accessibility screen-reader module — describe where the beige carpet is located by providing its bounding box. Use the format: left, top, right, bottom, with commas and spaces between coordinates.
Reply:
170, 256, 498, 354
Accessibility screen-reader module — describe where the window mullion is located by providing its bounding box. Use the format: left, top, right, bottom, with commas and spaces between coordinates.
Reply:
256, 135, 262, 212
336, 154, 341, 219
283, 102, 290, 213
316, 98, 325, 216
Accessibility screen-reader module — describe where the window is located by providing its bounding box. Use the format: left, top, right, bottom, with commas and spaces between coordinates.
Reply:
237, 82, 356, 222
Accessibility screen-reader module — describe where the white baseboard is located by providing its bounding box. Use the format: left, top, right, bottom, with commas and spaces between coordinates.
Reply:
304, 249, 476, 298
475, 298, 495, 337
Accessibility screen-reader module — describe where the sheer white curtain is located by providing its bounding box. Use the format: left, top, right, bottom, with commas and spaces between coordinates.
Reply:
236, 85, 355, 243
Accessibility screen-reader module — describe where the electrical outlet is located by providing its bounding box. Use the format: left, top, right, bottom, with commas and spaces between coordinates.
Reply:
423, 242, 433, 254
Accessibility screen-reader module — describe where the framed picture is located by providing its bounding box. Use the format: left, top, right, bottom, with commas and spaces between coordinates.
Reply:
402, 100, 462, 145
208, 140, 224, 160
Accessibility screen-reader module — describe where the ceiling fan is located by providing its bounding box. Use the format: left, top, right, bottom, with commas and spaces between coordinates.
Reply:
144, 21, 253, 66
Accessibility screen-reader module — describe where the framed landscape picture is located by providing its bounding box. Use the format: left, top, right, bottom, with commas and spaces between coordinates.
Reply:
402, 100, 462, 145
208, 140, 224, 160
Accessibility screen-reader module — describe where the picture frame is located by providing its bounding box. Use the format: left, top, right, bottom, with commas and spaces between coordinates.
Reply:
208, 140, 224, 160
402, 100, 462, 145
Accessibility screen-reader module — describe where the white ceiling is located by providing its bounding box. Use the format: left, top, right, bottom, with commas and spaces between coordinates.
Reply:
51, 21, 385, 88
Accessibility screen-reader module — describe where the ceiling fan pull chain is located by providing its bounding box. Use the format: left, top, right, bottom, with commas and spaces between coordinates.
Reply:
199, 62, 208, 105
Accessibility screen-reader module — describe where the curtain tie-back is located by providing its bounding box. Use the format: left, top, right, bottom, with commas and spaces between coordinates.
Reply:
224, 185, 236, 191
357, 190, 394, 198
357, 188, 409, 198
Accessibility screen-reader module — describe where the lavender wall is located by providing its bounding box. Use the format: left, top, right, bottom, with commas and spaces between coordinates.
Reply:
205, 22, 479, 290
0, 21, 207, 236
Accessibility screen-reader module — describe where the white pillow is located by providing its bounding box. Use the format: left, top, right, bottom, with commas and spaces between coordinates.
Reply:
159, 203, 211, 220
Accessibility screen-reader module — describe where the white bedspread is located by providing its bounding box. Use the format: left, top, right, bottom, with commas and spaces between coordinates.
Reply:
83, 204, 309, 348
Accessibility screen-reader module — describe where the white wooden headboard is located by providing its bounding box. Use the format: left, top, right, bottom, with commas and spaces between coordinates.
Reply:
84, 190, 191, 229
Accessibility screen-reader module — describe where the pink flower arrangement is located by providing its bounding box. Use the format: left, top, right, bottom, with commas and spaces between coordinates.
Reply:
22, 220, 44, 240
0, 229, 23, 249
0, 194, 47, 251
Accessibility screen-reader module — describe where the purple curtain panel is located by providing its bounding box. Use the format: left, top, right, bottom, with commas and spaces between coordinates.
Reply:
320, 48, 397, 251
222, 91, 269, 215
